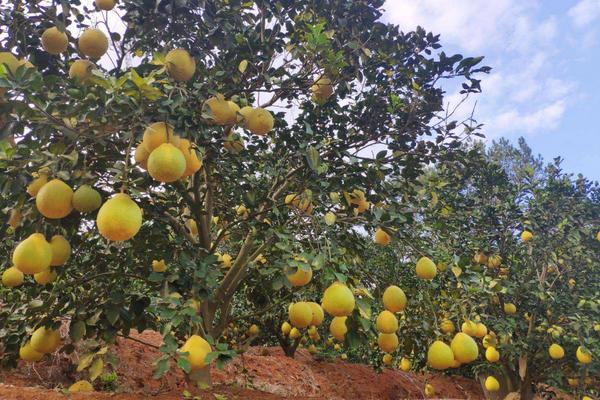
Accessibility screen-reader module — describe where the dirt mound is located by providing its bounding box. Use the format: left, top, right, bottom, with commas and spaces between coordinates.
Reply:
0, 330, 484, 399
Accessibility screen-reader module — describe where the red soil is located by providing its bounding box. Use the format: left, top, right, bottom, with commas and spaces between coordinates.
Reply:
0, 330, 484, 399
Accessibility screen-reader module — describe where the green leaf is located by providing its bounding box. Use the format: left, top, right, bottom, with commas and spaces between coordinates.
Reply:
306, 146, 320, 172
70, 321, 86, 342
77, 353, 95, 371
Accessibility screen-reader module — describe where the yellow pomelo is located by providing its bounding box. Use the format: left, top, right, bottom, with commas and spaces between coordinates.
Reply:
0, 52, 20, 75
240, 107, 274, 135
451, 332, 478, 363
548, 343, 564, 359
19, 341, 44, 362
30, 327, 61, 354
461, 320, 477, 336
482, 333, 497, 348
69, 380, 94, 393
440, 319, 455, 334
382, 285, 407, 313
49, 235, 71, 266
576, 346, 592, 364
13, 233, 52, 274
147, 143, 186, 183
72, 185, 102, 213
307, 302, 324, 326
78, 28, 109, 59
487, 255, 502, 268
289, 302, 313, 328
425, 383, 435, 398
378, 332, 399, 353
310, 75, 333, 102
41, 27, 68, 55
324, 211, 336, 226
34, 269, 57, 285
36, 179, 73, 219
399, 357, 411, 371
376, 310, 398, 334
165, 48, 196, 81
485, 346, 500, 362
474, 322, 488, 338
223, 134, 244, 154
374, 228, 391, 245
382, 353, 393, 365
321, 281, 355, 317
281, 321, 291, 336
181, 335, 212, 371
96, 193, 142, 241
485, 376, 500, 392
504, 303, 517, 314
95, 0, 116, 11
289, 327, 301, 339
134, 144, 150, 169
178, 138, 202, 177
152, 259, 167, 272
2, 267, 24, 287
520, 230, 533, 242
142, 122, 177, 152
416, 256, 437, 280
8, 208, 22, 229
287, 267, 313, 287
427, 340, 454, 370
27, 175, 48, 198
330, 316, 348, 341
204, 95, 237, 125
69, 60, 95, 83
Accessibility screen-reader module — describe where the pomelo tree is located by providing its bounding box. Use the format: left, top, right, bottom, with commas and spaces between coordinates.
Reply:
0, 0, 490, 386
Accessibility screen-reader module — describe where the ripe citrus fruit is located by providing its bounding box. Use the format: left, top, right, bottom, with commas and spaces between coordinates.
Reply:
95, 0, 116, 10
34, 269, 57, 285
307, 302, 324, 326
134, 144, 150, 169
382, 285, 407, 313
287, 266, 313, 287
374, 228, 391, 245
41, 27, 68, 55
49, 234, 71, 266
427, 340, 454, 370
521, 230, 533, 242
289, 302, 313, 328
165, 48, 196, 81
142, 122, 178, 152
504, 303, 517, 314
147, 143, 186, 182
2, 267, 24, 287
329, 316, 348, 341
425, 383, 435, 397
440, 319, 455, 334
548, 343, 564, 359
415, 256, 437, 280
13, 233, 52, 274
485, 376, 500, 392
322, 281, 355, 317
36, 179, 73, 219
204, 95, 237, 125
72, 185, 102, 213
382, 353, 393, 365
399, 357, 411, 371
281, 321, 291, 336
451, 332, 478, 364
27, 174, 48, 198
474, 322, 488, 338
96, 193, 142, 241
152, 259, 167, 272
19, 341, 44, 362
181, 335, 212, 370
310, 75, 333, 102
378, 332, 399, 353
30, 326, 61, 353
78, 28, 109, 58
178, 138, 202, 177
485, 346, 500, 362
240, 107, 274, 135
576, 346, 592, 364
376, 310, 398, 334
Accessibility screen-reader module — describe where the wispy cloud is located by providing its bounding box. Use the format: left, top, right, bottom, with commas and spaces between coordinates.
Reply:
382, 1, 580, 139
568, 0, 600, 28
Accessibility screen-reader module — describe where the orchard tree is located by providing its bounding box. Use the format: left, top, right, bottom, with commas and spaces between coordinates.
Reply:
0, 0, 489, 386
383, 141, 600, 399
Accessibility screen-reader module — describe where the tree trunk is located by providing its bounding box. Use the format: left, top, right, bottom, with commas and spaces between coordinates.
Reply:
188, 365, 212, 388
519, 371, 534, 400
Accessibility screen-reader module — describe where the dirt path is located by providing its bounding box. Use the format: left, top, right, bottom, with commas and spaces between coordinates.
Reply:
0, 330, 484, 399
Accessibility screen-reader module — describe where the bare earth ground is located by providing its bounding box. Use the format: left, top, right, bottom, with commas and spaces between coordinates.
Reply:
0, 330, 485, 400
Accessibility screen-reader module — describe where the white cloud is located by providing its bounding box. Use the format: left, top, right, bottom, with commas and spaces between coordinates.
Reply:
568, 0, 600, 27
383, 0, 577, 139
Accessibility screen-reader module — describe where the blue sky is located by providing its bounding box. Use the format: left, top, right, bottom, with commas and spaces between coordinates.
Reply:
383, 0, 600, 181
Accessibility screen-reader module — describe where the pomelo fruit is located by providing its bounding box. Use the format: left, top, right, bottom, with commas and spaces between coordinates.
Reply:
96, 193, 142, 241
